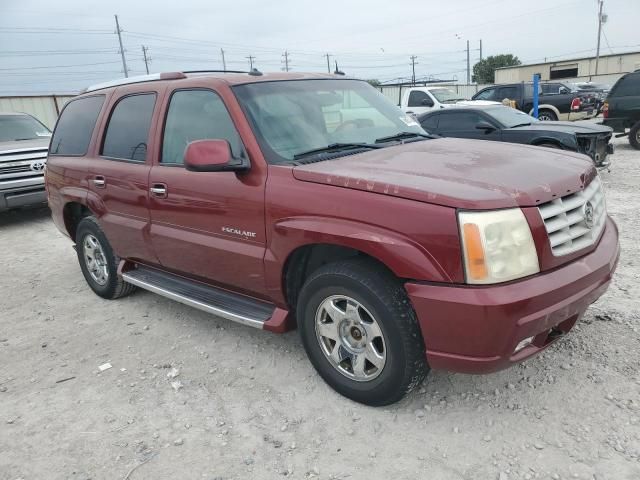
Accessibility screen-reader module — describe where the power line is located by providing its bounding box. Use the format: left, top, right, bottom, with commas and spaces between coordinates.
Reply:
0, 61, 122, 71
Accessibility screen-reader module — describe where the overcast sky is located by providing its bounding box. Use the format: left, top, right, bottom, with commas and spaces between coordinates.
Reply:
1, 0, 639, 94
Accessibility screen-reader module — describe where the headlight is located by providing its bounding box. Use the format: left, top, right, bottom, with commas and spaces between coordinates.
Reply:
458, 208, 539, 284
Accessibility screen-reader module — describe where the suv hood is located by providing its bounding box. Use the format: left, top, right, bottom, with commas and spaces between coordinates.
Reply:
292, 138, 595, 209
512, 121, 612, 135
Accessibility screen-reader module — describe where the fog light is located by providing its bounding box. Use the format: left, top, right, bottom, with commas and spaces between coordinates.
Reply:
515, 336, 535, 353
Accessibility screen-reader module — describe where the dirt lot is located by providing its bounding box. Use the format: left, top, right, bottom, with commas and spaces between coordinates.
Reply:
1, 136, 639, 480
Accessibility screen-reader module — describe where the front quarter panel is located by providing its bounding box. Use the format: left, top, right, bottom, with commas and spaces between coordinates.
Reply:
264, 166, 463, 305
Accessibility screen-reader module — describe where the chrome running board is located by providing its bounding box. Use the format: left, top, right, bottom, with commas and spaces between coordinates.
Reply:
122, 266, 274, 329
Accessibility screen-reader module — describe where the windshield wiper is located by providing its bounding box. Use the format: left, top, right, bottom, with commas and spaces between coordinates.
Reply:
374, 132, 434, 144
511, 123, 532, 128
13, 137, 38, 141
293, 142, 382, 160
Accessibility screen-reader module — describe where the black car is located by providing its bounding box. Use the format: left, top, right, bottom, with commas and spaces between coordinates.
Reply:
602, 71, 640, 150
419, 105, 614, 167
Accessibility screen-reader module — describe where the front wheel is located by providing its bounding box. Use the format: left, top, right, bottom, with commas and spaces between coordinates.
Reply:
630, 121, 640, 150
297, 259, 428, 406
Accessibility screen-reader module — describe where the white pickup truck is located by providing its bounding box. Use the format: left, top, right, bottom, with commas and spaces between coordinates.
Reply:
399, 86, 468, 116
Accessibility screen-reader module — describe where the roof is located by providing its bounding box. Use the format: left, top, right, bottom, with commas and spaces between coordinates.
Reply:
85, 71, 346, 93
495, 49, 640, 71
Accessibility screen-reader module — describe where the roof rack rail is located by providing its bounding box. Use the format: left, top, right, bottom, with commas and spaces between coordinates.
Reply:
84, 72, 186, 93
183, 70, 248, 75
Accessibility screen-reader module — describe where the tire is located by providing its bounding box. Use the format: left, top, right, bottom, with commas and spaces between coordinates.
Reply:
630, 121, 640, 150
297, 258, 428, 406
75, 216, 137, 299
537, 110, 558, 121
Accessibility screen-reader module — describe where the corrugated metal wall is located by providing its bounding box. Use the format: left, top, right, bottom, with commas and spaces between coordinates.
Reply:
0, 95, 76, 129
379, 84, 490, 105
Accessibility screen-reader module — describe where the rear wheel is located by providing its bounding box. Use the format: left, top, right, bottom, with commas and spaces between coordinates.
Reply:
630, 121, 640, 150
76, 216, 137, 299
537, 109, 557, 121
297, 258, 428, 406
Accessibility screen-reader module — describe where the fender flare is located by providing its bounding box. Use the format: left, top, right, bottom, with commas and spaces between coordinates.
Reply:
528, 104, 561, 119
264, 216, 453, 297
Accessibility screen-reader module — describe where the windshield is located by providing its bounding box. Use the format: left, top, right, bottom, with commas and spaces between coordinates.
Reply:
484, 106, 538, 127
233, 79, 426, 164
430, 88, 465, 103
0, 115, 51, 142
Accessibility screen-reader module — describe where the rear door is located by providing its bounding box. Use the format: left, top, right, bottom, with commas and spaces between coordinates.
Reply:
435, 111, 502, 141
87, 86, 163, 264
147, 87, 268, 296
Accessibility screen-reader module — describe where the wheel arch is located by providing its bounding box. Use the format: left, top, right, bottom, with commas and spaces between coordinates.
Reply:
62, 201, 95, 240
528, 104, 560, 119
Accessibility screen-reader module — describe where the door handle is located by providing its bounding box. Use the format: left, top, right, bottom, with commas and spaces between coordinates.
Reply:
93, 176, 106, 188
150, 183, 167, 198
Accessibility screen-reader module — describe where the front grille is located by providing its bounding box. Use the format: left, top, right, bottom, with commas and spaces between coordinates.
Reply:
538, 176, 607, 256
0, 164, 32, 174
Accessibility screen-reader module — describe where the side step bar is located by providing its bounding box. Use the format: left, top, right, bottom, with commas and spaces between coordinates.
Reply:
122, 266, 275, 329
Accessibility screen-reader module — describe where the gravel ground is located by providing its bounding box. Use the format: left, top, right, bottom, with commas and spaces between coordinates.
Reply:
1, 135, 639, 480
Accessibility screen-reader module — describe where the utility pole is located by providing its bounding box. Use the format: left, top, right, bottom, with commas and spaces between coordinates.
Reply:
324, 54, 332, 73
594, 0, 604, 77
220, 48, 226, 71
246, 55, 255, 70
282, 50, 290, 72
479, 39, 483, 61
410, 55, 418, 85
141, 45, 150, 74
466, 40, 470, 84
114, 15, 128, 78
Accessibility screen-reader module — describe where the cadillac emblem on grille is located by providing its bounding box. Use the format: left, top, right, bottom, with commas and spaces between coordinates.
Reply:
583, 201, 595, 229
30, 161, 46, 172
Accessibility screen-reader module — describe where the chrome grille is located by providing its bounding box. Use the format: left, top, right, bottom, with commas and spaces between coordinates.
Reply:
538, 176, 607, 256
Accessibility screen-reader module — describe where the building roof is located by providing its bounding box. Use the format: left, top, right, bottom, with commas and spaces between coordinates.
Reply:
495, 50, 640, 71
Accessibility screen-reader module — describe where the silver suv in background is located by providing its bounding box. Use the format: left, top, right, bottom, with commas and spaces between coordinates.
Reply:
0, 112, 51, 212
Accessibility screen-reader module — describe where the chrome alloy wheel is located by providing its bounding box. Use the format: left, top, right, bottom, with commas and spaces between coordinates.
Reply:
315, 295, 386, 381
83, 234, 109, 286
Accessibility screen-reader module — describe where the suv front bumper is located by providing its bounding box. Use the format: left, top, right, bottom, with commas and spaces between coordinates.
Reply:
405, 217, 619, 374
0, 176, 47, 212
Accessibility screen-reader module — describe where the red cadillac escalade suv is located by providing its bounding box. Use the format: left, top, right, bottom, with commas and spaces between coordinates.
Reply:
45, 71, 619, 406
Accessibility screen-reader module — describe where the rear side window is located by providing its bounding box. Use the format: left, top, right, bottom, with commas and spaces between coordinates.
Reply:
438, 112, 484, 130
50, 95, 105, 156
161, 89, 243, 165
474, 88, 496, 101
611, 74, 640, 97
102, 93, 156, 161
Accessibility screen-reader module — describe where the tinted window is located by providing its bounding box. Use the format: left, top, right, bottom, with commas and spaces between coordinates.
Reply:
102, 93, 156, 161
419, 113, 439, 131
438, 112, 485, 130
162, 90, 244, 165
496, 86, 518, 100
474, 88, 496, 101
541, 83, 561, 94
50, 95, 104, 156
408, 90, 431, 107
611, 73, 640, 97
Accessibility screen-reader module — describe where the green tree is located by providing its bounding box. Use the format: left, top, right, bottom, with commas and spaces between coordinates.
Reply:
472, 54, 521, 84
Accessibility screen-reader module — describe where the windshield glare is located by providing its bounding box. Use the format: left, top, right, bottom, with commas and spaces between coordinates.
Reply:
485, 106, 538, 127
430, 88, 464, 103
0, 115, 51, 142
234, 79, 426, 163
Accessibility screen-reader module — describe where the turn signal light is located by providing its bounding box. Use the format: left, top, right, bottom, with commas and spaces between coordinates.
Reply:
462, 223, 488, 281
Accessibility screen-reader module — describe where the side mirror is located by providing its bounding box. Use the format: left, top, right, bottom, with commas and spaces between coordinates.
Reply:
421, 98, 434, 107
184, 139, 248, 172
476, 121, 496, 132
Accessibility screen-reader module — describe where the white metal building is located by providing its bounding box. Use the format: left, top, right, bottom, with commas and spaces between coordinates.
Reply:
495, 50, 640, 85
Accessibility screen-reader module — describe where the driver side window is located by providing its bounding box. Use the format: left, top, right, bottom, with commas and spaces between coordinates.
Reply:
161, 89, 244, 165
474, 88, 496, 101
407, 90, 432, 107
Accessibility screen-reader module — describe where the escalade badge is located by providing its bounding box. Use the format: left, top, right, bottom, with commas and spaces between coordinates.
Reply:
583, 201, 595, 229
30, 161, 46, 172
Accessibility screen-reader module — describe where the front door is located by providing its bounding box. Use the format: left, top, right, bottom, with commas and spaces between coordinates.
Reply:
148, 88, 267, 296
88, 89, 161, 263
